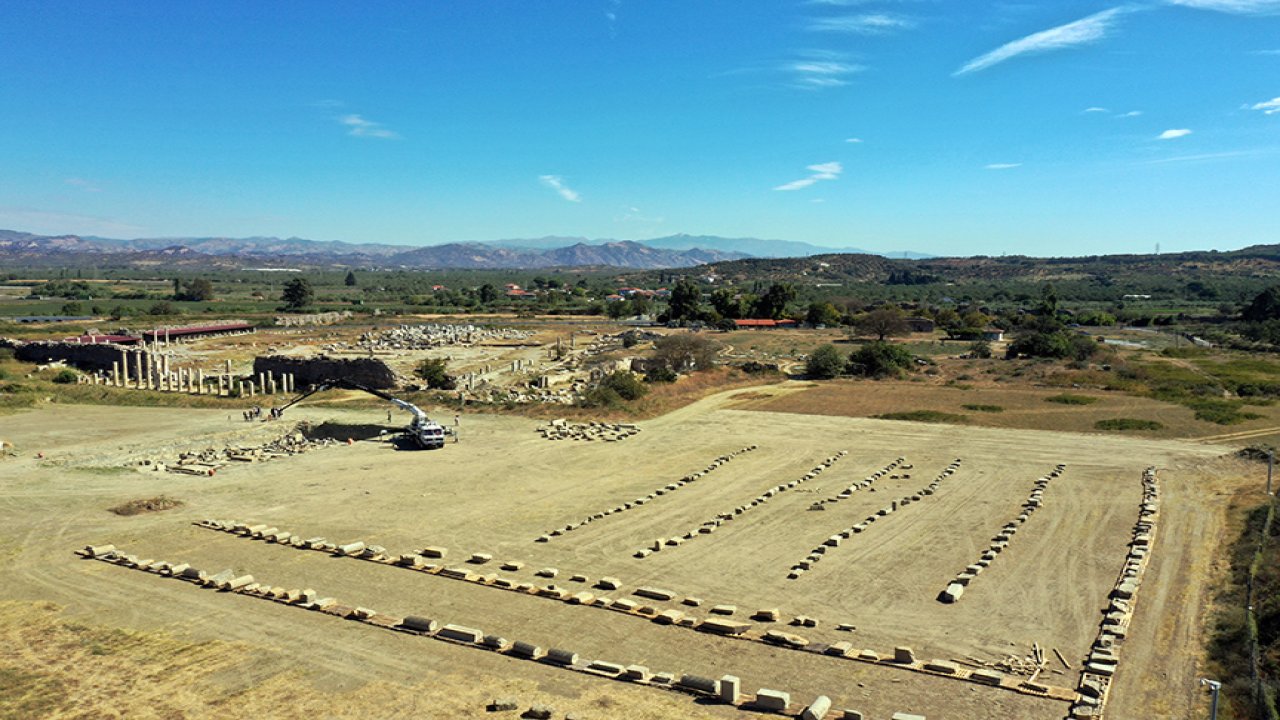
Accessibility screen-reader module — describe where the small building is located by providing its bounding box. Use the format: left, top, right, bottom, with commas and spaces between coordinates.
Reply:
981, 327, 1005, 342
732, 319, 797, 330
139, 323, 255, 343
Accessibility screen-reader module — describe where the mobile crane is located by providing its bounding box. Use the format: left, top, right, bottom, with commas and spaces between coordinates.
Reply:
277, 379, 449, 449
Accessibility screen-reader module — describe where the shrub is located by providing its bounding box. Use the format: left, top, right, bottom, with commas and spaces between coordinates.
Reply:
847, 341, 915, 378
600, 370, 648, 401
1045, 393, 1098, 405
874, 410, 967, 423
962, 404, 1004, 413
413, 358, 456, 390
1095, 418, 1164, 431
968, 340, 993, 359
644, 366, 678, 383
805, 344, 844, 379
51, 369, 78, 384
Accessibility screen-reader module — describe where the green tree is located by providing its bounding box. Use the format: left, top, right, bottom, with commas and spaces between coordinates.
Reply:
806, 302, 842, 327
344, 270, 358, 287
1243, 286, 1280, 323
667, 278, 702, 323
710, 288, 745, 320
413, 357, 456, 390
846, 341, 915, 378
148, 300, 175, 316
176, 278, 214, 301
856, 307, 909, 341
806, 344, 844, 379
968, 340, 993, 359
281, 277, 314, 310
652, 334, 719, 373
478, 283, 499, 304
752, 283, 796, 320
59, 301, 83, 315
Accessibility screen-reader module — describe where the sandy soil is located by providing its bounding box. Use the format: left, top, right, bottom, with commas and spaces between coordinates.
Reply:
0, 388, 1248, 719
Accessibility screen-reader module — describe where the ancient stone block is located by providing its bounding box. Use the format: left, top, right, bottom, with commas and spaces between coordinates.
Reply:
400, 616, 439, 634
801, 695, 832, 720
893, 646, 916, 663
755, 689, 791, 712
545, 647, 578, 666
439, 624, 483, 643
634, 587, 676, 601
719, 675, 741, 704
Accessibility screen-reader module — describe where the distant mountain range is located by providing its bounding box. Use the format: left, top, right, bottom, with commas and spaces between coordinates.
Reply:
0, 229, 930, 270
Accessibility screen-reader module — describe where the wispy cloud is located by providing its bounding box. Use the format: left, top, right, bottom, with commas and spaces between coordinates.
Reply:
786, 59, 866, 88
985, 163, 1022, 170
0, 207, 145, 237
1084, 106, 1110, 113
539, 175, 582, 203
64, 177, 102, 193
955, 7, 1132, 76
808, 13, 916, 34
1157, 128, 1193, 139
617, 205, 664, 223
1118, 110, 1143, 117
1253, 49, 1280, 55
1167, 0, 1280, 14
1250, 96, 1280, 114
774, 161, 843, 191
605, 0, 622, 35
845, 137, 864, 143
339, 114, 400, 139
1142, 149, 1264, 164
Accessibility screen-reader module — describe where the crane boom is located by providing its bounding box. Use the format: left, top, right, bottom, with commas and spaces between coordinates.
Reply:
277, 379, 447, 449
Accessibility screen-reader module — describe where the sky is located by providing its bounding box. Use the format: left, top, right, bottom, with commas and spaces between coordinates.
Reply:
0, 1, 1277, 257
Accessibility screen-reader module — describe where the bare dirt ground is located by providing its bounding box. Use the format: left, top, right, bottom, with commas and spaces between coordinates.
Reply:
0, 387, 1251, 719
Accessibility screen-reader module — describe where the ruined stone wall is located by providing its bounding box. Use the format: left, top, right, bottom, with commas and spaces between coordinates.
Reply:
13, 341, 130, 372
253, 355, 398, 389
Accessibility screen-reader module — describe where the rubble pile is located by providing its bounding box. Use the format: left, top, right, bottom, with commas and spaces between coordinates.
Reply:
140, 429, 341, 476
536, 420, 640, 442
358, 324, 532, 351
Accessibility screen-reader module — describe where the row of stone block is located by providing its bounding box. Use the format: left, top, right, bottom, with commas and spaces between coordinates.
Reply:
84, 544, 897, 719
809, 456, 908, 509
789, 459, 961, 580
535, 445, 757, 543
938, 464, 1065, 603
1070, 466, 1160, 720
189, 519, 1071, 703
634, 450, 848, 558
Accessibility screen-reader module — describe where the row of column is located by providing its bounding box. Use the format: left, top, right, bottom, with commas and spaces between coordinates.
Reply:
95, 351, 296, 397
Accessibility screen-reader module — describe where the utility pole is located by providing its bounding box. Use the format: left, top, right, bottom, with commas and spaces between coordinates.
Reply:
1200, 678, 1221, 720
1268, 450, 1274, 496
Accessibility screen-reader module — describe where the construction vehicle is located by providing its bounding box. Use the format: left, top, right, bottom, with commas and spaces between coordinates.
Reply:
278, 379, 449, 449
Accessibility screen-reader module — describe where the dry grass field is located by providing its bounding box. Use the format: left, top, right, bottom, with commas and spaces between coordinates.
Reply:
731, 379, 1280, 442
0, 382, 1255, 719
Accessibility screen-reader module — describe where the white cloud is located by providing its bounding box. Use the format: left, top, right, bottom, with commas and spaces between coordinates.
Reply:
985, 163, 1022, 170
339, 114, 400, 139
1167, 0, 1280, 13
64, 177, 102, 192
845, 137, 864, 143
1143, 150, 1261, 163
1084, 106, 1110, 113
785, 58, 865, 89
808, 13, 916, 34
955, 7, 1132, 76
1250, 96, 1280, 114
539, 175, 582, 202
775, 161, 843, 191
1118, 110, 1143, 117
1158, 128, 1193, 139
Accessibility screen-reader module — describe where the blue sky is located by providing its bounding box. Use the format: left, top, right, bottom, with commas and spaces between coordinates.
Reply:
0, 1, 1276, 257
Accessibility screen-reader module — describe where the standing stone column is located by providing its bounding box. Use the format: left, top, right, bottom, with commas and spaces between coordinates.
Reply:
267, 373, 276, 395
112, 362, 121, 387
134, 352, 144, 389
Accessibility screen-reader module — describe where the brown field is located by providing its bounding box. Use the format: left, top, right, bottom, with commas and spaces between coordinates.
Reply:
731, 379, 1280, 442
0, 381, 1252, 720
